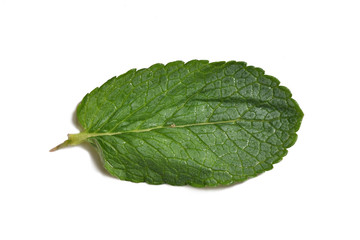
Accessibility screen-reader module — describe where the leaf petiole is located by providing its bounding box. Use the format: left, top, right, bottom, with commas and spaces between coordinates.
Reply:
50, 133, 90, 152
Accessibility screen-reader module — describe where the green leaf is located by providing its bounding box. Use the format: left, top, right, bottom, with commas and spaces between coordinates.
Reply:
52, 60, 303, 187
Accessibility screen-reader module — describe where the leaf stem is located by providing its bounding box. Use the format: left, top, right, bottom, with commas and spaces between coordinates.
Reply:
49, 133, 90, 152
49, 140, 70, 152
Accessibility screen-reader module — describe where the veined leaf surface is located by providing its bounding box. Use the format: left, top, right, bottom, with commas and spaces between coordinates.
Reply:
52, 60, 303, 187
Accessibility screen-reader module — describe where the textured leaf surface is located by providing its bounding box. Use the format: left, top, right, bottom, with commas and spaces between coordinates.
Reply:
55, 60, 303, 187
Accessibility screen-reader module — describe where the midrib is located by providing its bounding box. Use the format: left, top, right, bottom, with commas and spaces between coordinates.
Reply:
79, 119, 239, 139
50, 117, 273, 152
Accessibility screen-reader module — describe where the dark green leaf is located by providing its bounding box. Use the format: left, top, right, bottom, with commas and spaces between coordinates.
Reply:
52, 60, 303, 187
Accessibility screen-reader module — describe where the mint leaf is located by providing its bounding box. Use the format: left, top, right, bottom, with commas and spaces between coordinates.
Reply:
52, 60, 303, 187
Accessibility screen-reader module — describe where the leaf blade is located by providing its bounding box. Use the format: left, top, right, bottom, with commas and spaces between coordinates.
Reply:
73, 60, 303, 186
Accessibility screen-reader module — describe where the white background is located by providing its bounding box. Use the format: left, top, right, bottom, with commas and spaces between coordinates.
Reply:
1, 0, 359, 239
